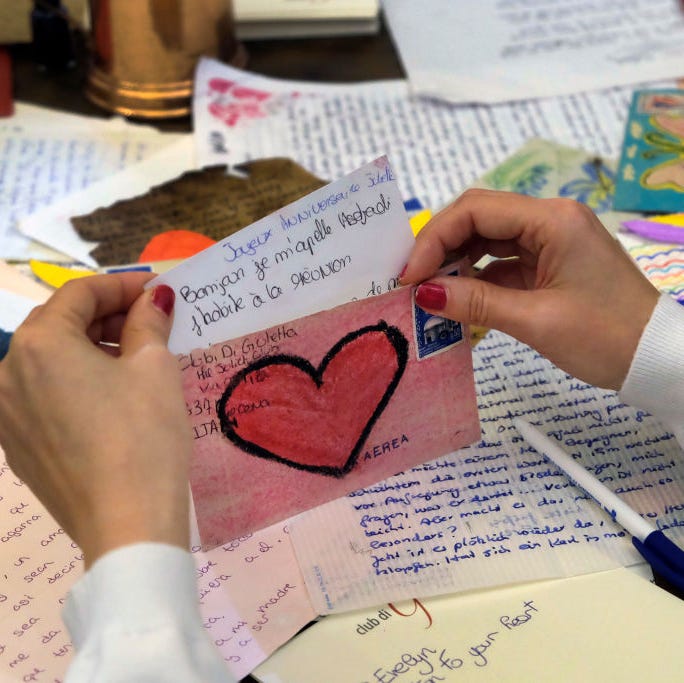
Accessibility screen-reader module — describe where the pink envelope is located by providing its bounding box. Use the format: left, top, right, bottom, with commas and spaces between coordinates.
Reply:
180, 282, 480, 548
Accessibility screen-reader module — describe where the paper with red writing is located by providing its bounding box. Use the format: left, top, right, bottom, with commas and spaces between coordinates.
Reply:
253, 569, 684, 683
181, 279, 479, 548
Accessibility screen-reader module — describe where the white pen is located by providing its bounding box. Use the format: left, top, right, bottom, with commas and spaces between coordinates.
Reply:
514, 418, 653, 540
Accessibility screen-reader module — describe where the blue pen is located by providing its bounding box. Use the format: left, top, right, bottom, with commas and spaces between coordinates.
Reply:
515, 418, 684, 600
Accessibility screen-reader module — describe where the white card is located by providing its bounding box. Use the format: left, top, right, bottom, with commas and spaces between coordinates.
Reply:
151, 156, 414, 354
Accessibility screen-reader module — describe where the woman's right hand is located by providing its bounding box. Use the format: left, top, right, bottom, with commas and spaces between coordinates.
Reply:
401, 189, 659, 390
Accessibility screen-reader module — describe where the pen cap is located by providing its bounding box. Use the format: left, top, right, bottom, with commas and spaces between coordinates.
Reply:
84, 0, 247, 118
633, 531, 684, 601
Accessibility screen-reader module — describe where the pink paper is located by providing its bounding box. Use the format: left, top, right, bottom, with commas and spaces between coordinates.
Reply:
180, 283, 480, 548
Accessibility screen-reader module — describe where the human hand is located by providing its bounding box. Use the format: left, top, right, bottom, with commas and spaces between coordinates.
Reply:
401, 189, 659, 390
0, 273, 192, 567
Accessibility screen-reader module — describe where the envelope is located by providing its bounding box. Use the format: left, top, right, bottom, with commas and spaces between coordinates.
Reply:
179, 275, 480, 548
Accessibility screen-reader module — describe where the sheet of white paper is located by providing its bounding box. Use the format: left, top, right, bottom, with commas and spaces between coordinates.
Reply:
151, 156, 414, 354
19, 135, 196, 267
290, 329, 684, 614
193, 59, 672, 213
1, 107, 183, 261
0, 290, 39, 330
2, 102, 167, 132
382, 0, 684, 104
0, 260, 50, 328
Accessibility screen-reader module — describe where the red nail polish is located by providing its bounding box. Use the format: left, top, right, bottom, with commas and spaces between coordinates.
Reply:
398, 263, 408, 280
152, 285, 175, 316
416, 283, 446, 311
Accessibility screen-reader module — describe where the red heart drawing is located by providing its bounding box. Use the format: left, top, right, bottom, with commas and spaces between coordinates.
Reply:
217, 323, 408, 477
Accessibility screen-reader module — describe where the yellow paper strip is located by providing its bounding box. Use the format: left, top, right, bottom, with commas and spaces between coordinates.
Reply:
409, 208, 432, 235
650, 213, 684, 227
29, 260, 95, 289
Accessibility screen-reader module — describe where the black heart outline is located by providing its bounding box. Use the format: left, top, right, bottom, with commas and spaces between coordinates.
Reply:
216, 322, 409, 478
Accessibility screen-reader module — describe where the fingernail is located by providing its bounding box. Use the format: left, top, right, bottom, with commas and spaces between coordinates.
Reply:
415, 282, 446, 311
152, 285, 175, 317
398, 263, 408, 280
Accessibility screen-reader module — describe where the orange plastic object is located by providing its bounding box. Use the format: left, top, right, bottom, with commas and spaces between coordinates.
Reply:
138, 230, 217, 262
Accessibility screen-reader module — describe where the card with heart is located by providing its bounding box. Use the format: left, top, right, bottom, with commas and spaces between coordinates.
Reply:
180, 275, 480, 549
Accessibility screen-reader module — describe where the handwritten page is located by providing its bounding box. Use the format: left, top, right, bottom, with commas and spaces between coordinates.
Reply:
188, 519, 316, 681
69, 159, 326, 266
0, 107, 182, 260
182, 280, 479, 548
0, 453, 83, 681
150, 156, 415, 353
19, 136, 196, 267
290, 329, 684, 614
252, 567, 684, 682
0, 445, 316, 682
382, 0, 684, 104
193, 59, 664, 213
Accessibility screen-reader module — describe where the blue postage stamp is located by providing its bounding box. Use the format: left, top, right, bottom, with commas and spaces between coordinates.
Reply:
413, 266, 464, 360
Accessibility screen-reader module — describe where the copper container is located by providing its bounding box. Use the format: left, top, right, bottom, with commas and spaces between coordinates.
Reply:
85, 0, 247, 119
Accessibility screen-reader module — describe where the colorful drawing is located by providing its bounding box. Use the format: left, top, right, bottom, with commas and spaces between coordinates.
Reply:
637, 92, 684, 115
218, 323, 408, 478
642, 159, 684, 193
558, 159, 615, 212
182, 282, 480, 548
472, 138, 621, 215
479, 151, 552, 197
207, 77, 273, 127
628, 243, 684, 304
614, 89, 684, 212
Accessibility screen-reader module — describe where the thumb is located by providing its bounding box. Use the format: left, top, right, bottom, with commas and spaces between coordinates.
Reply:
119, 284, 175, 355
415, 276, 539, 343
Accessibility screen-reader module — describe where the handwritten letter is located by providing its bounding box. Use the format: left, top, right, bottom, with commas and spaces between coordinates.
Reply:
383, 0, 684, 103
0, 124, 173, 260
0, 450, 316, 681
290, 330, 684, 613
253, 568, 684, 682
193, 58, 635, 215
152, 157, 415, 353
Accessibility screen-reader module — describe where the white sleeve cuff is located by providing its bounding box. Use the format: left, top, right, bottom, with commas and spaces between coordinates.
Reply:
620, 293, 684, 446
62, 543, 233, 682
